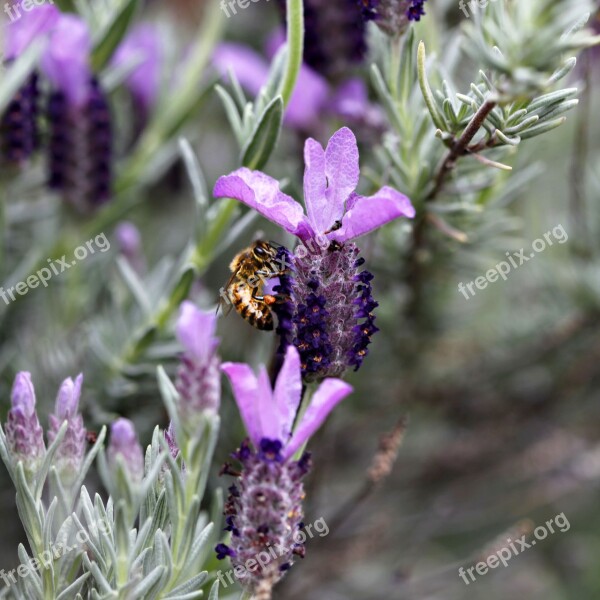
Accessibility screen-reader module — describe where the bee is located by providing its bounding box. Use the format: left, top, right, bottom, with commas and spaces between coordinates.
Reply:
220, 240, 285, 331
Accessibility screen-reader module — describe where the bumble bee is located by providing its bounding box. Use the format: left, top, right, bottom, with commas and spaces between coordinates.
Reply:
220, 240, 285, 331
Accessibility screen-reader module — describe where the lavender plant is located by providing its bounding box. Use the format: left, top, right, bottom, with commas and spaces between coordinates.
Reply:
1, 0, 599, 598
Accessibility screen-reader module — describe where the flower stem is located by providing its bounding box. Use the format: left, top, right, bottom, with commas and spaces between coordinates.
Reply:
278, 0, 304, 107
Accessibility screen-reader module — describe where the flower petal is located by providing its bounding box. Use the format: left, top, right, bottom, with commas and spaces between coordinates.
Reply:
4, 5, 59, 60
176, 301, 218, 362
324, 127, 360, 217
273, 346, 303, 442
255, 366, 279, 441
41, 15, 92, 107
330, 186, 415, 242
286, 65, 330, 130
212, 42, 269, 97
111, 24, 162, 111
221, 362, 263, 447
284, 378, 352, 460
303, 138, 327, 231
213, 168, 312, 239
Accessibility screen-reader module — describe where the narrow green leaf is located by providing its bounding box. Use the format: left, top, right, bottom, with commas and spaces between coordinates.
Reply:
241, 96, 283, 170
91, 0, 140, 72
417, 41, 448, 132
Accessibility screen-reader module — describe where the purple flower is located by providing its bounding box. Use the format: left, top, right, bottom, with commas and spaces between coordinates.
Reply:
214, 127, 414, 379
1, 5, 58, 166
115, 221, 145, 273
364, 0, 428, 36
217, 346, 351, 590
222, 345, 352, 461
175, 301, 221, 417
111, 24, 162, 115
42, 15, 112, 209
213, 42, 329, 132
4, 5, 59, 60
48, 374, 86, 484
4, 372, 45, 471
107, 418, 144, 482
213, 37, 384, 137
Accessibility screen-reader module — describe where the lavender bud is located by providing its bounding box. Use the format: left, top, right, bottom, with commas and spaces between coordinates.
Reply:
107, 418, 144, 482
175, 302, 221, 420
48, 374, 86, 484
364, 0, 428, 37
5, 372, 45, 472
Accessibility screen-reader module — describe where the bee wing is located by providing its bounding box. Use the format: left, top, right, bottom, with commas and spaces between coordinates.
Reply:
217, 265, 243, 318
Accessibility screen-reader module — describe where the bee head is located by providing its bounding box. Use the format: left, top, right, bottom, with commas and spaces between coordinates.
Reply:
252, 241, 270, 260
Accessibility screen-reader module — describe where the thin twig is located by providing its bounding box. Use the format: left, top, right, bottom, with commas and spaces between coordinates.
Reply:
427, 99, 497, 201
328, 417, 407, 532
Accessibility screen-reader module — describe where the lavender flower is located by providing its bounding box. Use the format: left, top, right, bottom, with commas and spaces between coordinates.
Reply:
107, 418, 144, 482
217, 346, 352, 590
213, 38, 383, 136
213, 127, 415, 380
115, 221, 145, 273
48, 374, 86, 484
275, 0, 369, 78
111, 24, 162, 128
213, 41, 329, 132
4, 372, 45, 472
175, 301, 221, 419
42, 15, 112, 210
364, 0, 428, 36
1, 6, 59, 165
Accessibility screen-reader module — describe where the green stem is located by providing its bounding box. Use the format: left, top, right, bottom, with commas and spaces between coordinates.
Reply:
388, 35, 402, 100
278, 0, 304, 107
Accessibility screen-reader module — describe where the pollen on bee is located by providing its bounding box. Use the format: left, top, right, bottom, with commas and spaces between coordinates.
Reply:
264, 294, 277, 306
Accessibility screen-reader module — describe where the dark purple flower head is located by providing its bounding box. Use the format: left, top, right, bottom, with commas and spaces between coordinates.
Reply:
364, 0, 428, 36
276, 0, 369, 78
5, 372, 45, 471
0, 73, 40, 165
42, 16, 112, 209
4, 5, 59, 60
214, 127, 414, 379
48, 374, 86, 484
111, 24, 162, 114
1, 5, 58, 166
175, 301, 221, 418
107, 418, 144, 482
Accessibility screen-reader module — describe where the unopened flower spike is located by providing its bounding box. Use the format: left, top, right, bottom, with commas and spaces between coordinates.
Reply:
107, 418, 144, 482
214, 127, 415, 380
0, 6, 59, 165
217, 345, 352, 591
4, 372, 45, 473
48, 373, 86, 484
175, 301, 221, 420
42, 15, 112, 210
